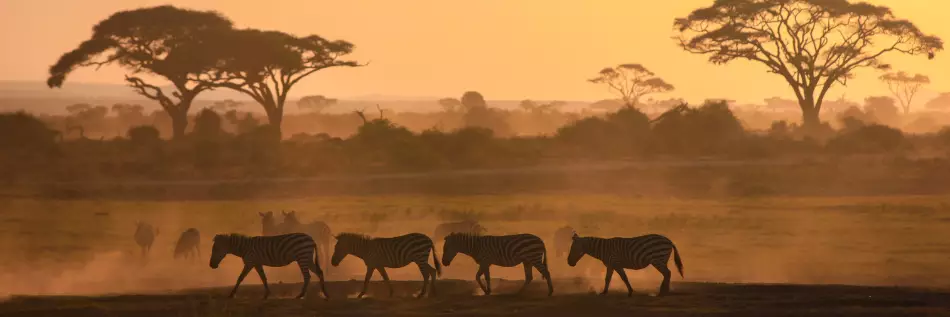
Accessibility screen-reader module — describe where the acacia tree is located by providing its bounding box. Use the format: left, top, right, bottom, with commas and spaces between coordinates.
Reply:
297, 95, 338, 113
47, 6, 232, 139
201, 29, 361, 136
879, 71, 929, 114
437, 98, 463, 113
588, 64, 674, 107
675, 0, 943, 130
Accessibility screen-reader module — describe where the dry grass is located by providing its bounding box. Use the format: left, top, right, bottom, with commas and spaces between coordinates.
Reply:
0, 194, 949, 313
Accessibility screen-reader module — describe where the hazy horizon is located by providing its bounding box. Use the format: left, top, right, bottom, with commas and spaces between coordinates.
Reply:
1, 0, 948, 108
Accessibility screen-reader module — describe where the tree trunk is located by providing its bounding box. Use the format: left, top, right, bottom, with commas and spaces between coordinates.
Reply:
264, 106, 283, 138
170, 110, 188, 140
800, 105, 821, 131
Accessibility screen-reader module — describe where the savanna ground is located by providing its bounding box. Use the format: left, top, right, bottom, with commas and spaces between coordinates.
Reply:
1, 191, 950, 316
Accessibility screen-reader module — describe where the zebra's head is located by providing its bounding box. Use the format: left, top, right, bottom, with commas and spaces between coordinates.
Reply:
567, 231, 586, 267
441, 233, 471, 266
331, 233, 369, 266
209, 234, 234, 269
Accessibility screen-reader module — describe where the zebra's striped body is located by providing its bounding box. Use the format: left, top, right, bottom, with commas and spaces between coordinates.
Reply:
210, 233, 328, 300
553, 226, 575, 257
280, 211, 333, 270
173, 228, 201, 261
434, 220, 486, 241
134, 222, 159, 258
568, 233, 684, 297
331, 233, 441, 298
442, 233, 553, 296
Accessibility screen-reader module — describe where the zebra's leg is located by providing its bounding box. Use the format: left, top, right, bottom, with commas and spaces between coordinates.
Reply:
654, 263, 672, 296
474, 266, 488, 294
254, 265, 271, 299
518, 262, 533, 294
378, 267, 394, 298
415, 262, 430, 298
536, 263, 554, 296
614, 268, 634, 297
295, 260, 311, 299
357, 266, 375, 299
228, 265, 253, 298
483, 265, 493, 295
601, 267, 614, 296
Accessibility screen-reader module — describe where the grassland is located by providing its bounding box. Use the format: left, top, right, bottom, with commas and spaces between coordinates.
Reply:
1, 193, 949, 315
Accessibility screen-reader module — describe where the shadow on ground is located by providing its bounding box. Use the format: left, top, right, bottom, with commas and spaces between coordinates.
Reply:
2, 279, 949, 317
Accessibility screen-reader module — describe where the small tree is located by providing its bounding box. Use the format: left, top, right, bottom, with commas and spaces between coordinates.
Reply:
879, 71, 930, 114
588, 63, 674, 107
675, 0, 943, 130
297, 95, 338, 113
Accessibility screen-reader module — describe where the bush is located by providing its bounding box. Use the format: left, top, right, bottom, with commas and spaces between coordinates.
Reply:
827, 124, 906, 154
651, 100, 744, 157
0, 112, 58, 157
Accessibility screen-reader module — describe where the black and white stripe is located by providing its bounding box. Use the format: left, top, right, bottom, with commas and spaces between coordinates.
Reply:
210, 233, 328, 300
331, 232, 441, 298
173, 228, 201, 261
568, 233, 684, 297
280, 211, 333, 270
442, 233, 553, 296
433, 220, 487, 240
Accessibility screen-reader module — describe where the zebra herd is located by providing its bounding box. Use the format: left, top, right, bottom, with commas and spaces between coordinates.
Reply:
138, 213, 685, 300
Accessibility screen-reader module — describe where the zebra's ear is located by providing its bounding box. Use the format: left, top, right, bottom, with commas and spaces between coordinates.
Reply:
572, 231, 578, 239
259, 212, 266, 217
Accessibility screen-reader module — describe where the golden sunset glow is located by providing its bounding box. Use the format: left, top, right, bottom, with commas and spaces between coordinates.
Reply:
1, 0, 947, 105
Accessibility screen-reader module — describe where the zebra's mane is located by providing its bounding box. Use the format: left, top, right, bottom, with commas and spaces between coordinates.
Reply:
335, 232, 371, 241
446, 232, 482, 239
214, 233, 250, 242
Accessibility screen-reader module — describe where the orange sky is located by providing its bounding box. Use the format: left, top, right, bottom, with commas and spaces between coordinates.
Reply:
1, 0, 947, 106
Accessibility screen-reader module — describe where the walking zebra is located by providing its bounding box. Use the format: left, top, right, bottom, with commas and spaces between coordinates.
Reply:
567, 232, 684, 297
210, 233, 329, 300
134, 222, 159, 258
433, 220, 487, 241
280, 211, 332, 269
174, 228, 201, 261
442, 233, 553, 296
552, 226, 575, 257
331, 232, 441, 298
259, 211, 280, 236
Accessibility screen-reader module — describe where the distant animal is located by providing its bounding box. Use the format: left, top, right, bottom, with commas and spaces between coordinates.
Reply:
553, 226, 575, 257
134, 222, 159, 258
173, 228, 201, 261
209, 233, 329, 300
433, 220, 487, 241
331, 232, 441, 298
279, 211, 333, 270
442, 233, 553, 296
259, 211, 280, 236
568, 232, 684, 297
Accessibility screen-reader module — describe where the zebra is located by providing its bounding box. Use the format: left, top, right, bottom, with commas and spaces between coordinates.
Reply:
209, 233, 329, 300
433, 220, 487, 241
279, 211, 332, 269
331, 232, 441, 298
552, 225, 575, 257
134, 222, 159, 258
259, 211, 280, 236
567, 232, 684, 297
173, 228, 201, 261
441, 233, 553, 296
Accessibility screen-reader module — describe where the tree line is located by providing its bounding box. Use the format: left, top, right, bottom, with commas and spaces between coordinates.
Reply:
41, 1, 943, 144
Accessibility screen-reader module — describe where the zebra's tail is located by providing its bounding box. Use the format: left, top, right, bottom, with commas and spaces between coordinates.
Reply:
431, 243, 442, 277
672, 244, 684, 278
